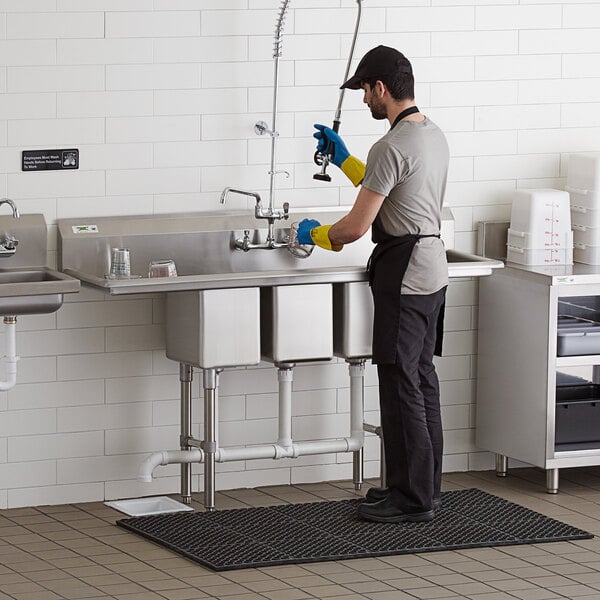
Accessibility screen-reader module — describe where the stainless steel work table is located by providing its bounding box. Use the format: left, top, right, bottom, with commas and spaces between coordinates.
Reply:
477, 261, 600, 493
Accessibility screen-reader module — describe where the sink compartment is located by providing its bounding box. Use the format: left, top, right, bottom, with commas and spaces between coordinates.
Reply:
166, 288, 260, 369
333, 282, 373, 359
261, 284, 333, 364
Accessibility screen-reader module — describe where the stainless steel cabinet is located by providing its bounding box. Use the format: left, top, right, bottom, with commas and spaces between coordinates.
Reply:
476, 265, 600, 493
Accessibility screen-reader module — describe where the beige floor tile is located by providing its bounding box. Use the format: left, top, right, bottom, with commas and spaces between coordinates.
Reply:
281, 574, 337, 588
200, 582, 260, 596
302, 583, 353, 597
466, 571, 516, 583
25, 569, 71, 583
462, 594, 515, 600
445, 582, 497, 595
343, 581, 396, 594
546, 583, 600, 597
260, 590, 314, 599
362, 592, 420, 600
155, 589, 210, 600
12, 592, 64, 600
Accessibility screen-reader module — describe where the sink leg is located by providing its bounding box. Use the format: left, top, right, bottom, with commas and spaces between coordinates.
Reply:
379, 428, 387, 488
495, 453, 508, 477
203, 368, 219, 511
349, 360, 365, 491
353, 449, 363, 491
546, 468, 559, 494
179, 363, 193, 504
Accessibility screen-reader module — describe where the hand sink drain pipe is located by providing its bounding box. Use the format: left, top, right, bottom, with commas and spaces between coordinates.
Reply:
0, 316, 19, 391
137, 359, 366, 509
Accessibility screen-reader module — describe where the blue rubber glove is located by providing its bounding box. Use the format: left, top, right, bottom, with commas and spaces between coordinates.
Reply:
297, 218, 321, 245
313, 124, 350, 168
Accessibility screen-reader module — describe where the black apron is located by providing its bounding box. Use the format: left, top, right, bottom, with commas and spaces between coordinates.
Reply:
365, 104, 446, 364
367, 227, 446, 364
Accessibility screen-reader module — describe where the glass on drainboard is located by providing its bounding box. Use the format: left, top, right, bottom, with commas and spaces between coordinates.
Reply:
148, 259, 178, 278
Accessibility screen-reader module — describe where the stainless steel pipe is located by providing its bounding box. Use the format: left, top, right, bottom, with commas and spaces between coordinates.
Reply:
179, 363, 193, 504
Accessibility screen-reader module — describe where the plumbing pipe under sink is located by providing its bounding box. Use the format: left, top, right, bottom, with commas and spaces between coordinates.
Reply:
0, 316, 19, 391
137, 361, 366, 501
138, 449, 204, 484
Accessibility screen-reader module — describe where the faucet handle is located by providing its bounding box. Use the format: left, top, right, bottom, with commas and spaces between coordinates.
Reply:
282, 202, 289, 219
4, 234, 18, 250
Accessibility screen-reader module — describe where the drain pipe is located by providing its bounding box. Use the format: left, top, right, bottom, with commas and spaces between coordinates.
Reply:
138, 449, 204, 483
277, 364, 294, 451
216, 360, 365, 463
0, 316, 18, 391
138, 359, 367, 492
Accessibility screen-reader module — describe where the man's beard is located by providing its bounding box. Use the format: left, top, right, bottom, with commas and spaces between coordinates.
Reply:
369, 97, 387, 120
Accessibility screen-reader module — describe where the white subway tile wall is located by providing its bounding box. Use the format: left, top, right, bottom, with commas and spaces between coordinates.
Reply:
0, 2, 595, 508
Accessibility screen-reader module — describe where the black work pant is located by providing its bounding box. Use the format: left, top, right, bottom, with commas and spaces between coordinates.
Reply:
376, 286, 446, 512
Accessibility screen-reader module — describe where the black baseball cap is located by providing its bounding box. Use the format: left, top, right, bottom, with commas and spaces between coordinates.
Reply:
340, 45, 413, 90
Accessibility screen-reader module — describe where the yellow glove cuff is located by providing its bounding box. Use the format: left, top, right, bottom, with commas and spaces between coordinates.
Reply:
340, 155, 366, 187
310, 225, 343, 252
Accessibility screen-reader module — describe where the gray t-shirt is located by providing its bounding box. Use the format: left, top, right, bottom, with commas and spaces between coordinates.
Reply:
362, 117, 449, 295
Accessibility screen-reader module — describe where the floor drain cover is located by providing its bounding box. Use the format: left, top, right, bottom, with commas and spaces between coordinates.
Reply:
117, 488, 592, 571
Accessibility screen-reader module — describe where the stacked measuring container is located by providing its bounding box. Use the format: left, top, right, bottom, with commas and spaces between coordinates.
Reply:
506, 188, 573, 266
567, 153, 600, 264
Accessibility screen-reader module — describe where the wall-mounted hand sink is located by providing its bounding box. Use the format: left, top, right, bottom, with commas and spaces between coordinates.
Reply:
0, 267, 80, 315
0, 214, 81, 316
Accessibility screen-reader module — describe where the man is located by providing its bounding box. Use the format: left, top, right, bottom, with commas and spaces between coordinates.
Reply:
297, 45, 449, 523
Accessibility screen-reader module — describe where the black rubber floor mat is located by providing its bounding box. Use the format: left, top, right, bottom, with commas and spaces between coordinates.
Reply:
116, 488, 593, 571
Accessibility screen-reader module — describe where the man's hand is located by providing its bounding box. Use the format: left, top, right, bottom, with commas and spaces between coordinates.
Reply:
297, 218, 320, 245
296, 218, 342, 252
313, 124, 350, 168
313, 124, 365, 187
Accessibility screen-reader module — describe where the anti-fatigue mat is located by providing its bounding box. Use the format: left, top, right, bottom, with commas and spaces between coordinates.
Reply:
117, 488, 592, 571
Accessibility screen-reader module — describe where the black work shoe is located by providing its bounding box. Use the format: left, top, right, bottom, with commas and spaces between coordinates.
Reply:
365, 486, 389, 503
357, 497, 435, 523
365, 487, 442, 512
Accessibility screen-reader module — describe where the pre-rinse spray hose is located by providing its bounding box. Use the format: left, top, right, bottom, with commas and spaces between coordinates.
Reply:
314, 0, 363, 182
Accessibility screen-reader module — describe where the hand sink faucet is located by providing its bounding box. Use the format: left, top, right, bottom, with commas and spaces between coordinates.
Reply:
0, 198, 19, 257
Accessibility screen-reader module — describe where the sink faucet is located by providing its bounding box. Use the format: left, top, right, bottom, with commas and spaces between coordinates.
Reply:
0, 199, 19, 257
0, 198, 19, 219
220, 188, 289, 251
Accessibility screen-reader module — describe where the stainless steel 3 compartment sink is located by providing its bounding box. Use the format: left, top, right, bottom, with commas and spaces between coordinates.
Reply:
58, 208, 503, 366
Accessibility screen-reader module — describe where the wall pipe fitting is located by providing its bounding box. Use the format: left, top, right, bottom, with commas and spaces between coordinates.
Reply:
0, 316, 19, 392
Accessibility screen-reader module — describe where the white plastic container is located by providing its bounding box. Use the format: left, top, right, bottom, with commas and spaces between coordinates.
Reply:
509, 188, 571, 239
506, 245, 573, 266
574, 242, 600, 265
567, 153, 600, 196
571, 205, 600, 229
572, 223, 600, 247
507, 227, 573, 250
567, 188, 600, 211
